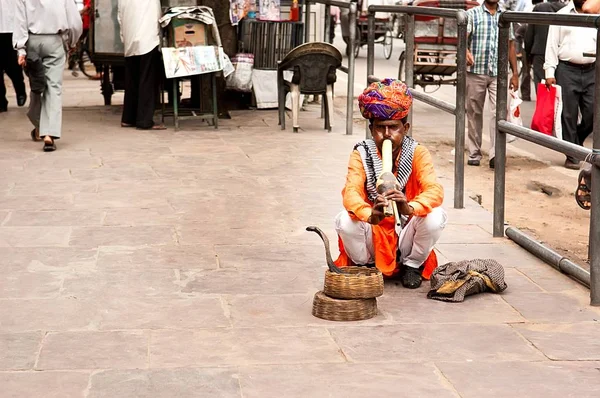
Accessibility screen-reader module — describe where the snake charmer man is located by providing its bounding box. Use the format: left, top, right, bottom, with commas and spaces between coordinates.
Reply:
334, 78, 447, 289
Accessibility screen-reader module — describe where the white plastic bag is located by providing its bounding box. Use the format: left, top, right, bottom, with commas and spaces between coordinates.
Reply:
553, 84, 563, 141
506, 89, 522, 142
225, 53, 254, 92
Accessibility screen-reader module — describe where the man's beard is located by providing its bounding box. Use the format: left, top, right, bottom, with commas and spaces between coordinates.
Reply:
574, 0, 587, 9
484, 0, 499, 6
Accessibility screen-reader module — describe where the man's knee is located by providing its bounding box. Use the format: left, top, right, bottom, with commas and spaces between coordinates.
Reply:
415, 207, 447, 235
335, 211, 364, 236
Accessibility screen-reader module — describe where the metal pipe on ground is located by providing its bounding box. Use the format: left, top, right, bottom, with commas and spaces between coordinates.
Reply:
506, 227, 591, 288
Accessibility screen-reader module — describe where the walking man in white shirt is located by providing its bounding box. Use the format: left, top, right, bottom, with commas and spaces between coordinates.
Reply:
0, 0, 26, 113
544, 0, 596, 170
13, 0, 82, 151
118, 0, 165, 130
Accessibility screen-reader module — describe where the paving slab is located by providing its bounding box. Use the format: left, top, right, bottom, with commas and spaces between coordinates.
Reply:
180, 268, 322, 296
97, 245, 217, 270
437, 361, 600, 398
149, 328, 345, 367
0, 194, 74, 210
0, 226, 72, 247
0, 371, 91, 398
3, 210, 105, 227
0, 298, 99, 332
69, 226, 176, 247
88, 368, 241, 398
502, 292, 600, 323
238, 363, 459, 398
96, 296, 230, 330
513, 322, 600, 360
37, 331, 148, 370
330, 324, 545, 363
0, 332, 42, 370
435, 242, 548, 269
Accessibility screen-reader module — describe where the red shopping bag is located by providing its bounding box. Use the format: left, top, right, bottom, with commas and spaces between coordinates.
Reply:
531, 83, 556, 136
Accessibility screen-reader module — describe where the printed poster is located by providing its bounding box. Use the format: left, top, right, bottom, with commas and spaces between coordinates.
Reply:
161, 46, 224, 79
229, 0, 251, 25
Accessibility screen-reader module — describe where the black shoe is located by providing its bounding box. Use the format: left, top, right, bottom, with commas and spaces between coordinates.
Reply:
467, 159, 480, 166
401, 267, 422, 289
0, 106, 6, 113
17, 94, 27, 107
489, 158, 495, 169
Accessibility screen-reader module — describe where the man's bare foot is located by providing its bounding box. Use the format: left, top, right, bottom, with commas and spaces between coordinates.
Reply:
30, 128, 41, 142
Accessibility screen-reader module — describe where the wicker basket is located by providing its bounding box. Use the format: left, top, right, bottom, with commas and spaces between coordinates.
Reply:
312, 291, 378, 321
323, 266, 384, 299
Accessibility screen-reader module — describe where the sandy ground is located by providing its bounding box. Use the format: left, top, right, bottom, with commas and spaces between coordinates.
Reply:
423, 137, 591, 268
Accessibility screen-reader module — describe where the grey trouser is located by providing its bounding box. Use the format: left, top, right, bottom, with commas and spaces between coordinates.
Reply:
555, 61, 595, 163
466, 72, 497, 161
26, 34, 65, 139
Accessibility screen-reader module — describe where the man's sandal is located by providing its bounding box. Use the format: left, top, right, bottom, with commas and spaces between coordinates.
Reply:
575, 169, 591, 210
43, 137, 56, 152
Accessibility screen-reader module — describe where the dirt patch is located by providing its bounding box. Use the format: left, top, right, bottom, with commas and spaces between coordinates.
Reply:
425, 140, 591, 268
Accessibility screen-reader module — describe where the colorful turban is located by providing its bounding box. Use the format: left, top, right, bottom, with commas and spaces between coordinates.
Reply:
358, 78, 413, 121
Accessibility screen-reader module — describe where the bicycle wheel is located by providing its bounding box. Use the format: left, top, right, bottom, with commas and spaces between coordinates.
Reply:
398, 51, 405, 81
383, 28, 393, 60
79, 51, 93, 78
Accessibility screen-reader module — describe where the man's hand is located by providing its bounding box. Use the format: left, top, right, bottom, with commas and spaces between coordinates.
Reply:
466, 50, 474, 67
545, 77, 556, 88
384, 189, 414, 216
17, 55, 26, 67
368, 195, 387, 225
510, 73, 519, 91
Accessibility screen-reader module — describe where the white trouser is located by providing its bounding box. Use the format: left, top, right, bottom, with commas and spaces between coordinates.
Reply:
334, 207, 447, 269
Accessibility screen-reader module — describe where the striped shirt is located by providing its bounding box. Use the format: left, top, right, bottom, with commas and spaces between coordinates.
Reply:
467, 4, 501, 76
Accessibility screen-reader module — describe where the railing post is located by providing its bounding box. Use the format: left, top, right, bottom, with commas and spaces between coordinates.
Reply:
493, 22, 510, 238
305, 1, 312, 43
364, 10, 375, 138
324, 4, 331, 43
404, 14, 415, 132
589, 29, 600, 306
346, 1, 357, 135
454, 11, 467, 210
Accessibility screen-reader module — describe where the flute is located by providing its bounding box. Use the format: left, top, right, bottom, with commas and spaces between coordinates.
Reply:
376, 139, 402, 226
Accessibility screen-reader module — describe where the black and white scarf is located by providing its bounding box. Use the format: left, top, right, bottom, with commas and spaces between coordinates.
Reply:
354, 137, 418, 203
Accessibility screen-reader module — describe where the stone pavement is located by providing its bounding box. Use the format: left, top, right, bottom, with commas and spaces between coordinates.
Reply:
1, 76, 600, 397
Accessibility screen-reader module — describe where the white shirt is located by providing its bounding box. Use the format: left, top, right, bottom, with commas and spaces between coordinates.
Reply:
12, 0, 83, 57
118, 0, 161, 57
544, 2, 597, 79
0, 0, 15, 33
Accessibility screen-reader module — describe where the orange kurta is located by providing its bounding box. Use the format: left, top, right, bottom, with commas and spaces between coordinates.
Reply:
334, 144, 444, 279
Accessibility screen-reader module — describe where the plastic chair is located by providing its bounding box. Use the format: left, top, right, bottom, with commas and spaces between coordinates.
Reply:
277, 42, 342, 133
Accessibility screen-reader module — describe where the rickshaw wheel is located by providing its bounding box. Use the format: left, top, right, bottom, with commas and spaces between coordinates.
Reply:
398, 51, 406, 81
383, 29, 393, 60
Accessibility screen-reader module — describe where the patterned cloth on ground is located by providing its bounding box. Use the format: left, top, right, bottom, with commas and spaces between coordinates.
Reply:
427, 259, 508, 302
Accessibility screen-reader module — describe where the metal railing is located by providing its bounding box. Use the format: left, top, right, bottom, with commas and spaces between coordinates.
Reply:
495, 11, 600, 305
367, 5, 468, 210
305, 0, 358, 135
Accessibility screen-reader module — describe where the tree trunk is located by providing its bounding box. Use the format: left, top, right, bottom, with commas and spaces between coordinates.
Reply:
197, 0, 241, 115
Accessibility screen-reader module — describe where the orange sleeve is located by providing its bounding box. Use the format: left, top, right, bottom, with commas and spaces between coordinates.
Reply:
408, 146, 444, 216
341, 150, 372, 222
